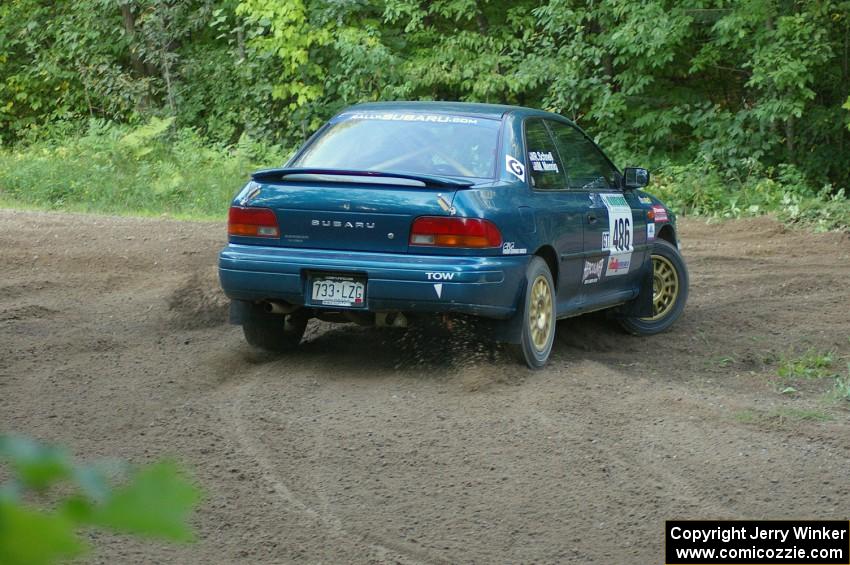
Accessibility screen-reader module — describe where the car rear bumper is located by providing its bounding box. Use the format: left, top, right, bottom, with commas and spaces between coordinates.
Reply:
218, 244, 529, 319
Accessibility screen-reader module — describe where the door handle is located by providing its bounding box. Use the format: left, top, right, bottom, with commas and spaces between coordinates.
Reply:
586, 213, 598, 224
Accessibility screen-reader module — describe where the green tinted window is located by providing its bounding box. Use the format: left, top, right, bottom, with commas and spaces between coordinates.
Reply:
547, 121, 618, 190
524, 120, 565, 190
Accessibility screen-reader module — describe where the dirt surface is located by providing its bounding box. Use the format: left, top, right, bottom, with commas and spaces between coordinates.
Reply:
1, 209, 849, 564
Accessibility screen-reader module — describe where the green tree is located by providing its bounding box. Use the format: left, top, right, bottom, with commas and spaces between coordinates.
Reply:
1, 0, 849, 192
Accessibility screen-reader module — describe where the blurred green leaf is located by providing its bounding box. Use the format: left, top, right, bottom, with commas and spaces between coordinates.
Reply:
87, 461, 201, 541
71, 465, 111, 504
0, 501, 85, 565
0, 436, 71, 492
0, 435, 201, 564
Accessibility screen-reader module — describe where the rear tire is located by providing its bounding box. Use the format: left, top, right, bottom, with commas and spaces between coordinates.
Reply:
243, 310, 308, 352
509, 257, 556, 369
618, 240, 688, 335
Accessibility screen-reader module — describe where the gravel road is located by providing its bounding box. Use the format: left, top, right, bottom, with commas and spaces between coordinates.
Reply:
1, 209, 849, 564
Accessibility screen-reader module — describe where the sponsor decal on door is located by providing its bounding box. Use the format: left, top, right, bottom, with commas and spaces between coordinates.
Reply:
582, 258, 605, 285
606, 253, 632, 276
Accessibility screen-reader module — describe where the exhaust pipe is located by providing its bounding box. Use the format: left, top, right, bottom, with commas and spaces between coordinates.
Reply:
376, 312, 408, 328
264, 301, 300, 315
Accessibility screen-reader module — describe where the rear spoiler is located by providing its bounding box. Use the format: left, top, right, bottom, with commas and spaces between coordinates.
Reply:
250, 167, 475, 188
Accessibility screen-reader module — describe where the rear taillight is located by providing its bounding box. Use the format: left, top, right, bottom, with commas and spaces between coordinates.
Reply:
228, 206, 280, 238
410, 216, 502, 248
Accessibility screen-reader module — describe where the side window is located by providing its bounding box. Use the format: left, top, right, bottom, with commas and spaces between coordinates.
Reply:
523, 119, 565, 190
547, 121, 619, 190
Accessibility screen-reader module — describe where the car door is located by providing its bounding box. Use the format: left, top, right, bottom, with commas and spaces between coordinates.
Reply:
546, 120, 647, 307
522, 119, 587, 314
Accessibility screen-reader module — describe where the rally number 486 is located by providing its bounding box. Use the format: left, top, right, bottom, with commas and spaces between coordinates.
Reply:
612, 217, 631, 251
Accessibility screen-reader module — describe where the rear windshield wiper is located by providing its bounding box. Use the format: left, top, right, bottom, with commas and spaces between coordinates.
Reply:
251, 167, 475, 188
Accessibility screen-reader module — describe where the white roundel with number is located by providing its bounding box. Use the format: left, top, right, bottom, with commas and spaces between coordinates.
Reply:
600, 193, 633, 276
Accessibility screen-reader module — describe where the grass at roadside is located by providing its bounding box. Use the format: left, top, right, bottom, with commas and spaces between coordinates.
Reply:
1, 119, 848, 230
831, 370, 850, 402
732, 346, 850, 428
777, 349, 837, 380
775, 349, 847, 394
0, 118, 286, 220
651, 163, 850, 232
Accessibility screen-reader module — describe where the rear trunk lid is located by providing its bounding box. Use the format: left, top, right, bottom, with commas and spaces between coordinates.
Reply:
237, 168, 473, 253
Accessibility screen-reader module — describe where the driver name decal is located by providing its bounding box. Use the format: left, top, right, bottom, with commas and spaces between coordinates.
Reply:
528, 151, 559, 173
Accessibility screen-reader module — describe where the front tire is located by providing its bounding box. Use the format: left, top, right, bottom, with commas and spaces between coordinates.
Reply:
510, 257, 556, 369
243, 310, 308, 352
618, 239, 688, 335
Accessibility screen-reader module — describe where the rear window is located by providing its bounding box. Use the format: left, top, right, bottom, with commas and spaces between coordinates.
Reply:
291, 112, 501, 179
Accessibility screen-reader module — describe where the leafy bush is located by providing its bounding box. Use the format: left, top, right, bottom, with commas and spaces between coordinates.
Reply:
652, 161, 850, 232
0, 435, 201, 565
0, 118, 286, 218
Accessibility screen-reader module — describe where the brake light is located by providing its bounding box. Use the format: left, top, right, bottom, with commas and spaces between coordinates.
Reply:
410, 216, 502, 248
228, 206, 280, 238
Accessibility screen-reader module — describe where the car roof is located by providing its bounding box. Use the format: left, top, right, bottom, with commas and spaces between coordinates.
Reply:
341, 101, 567, 122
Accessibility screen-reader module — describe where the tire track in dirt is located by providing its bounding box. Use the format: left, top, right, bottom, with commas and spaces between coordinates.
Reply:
522, 366, 736, 520
215, 368, 447, 565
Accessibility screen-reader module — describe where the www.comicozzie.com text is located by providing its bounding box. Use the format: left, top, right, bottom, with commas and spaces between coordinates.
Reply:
670, 524, 848, 544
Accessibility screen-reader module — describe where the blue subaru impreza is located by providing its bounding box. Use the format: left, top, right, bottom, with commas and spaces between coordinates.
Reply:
219, 101, 688, 368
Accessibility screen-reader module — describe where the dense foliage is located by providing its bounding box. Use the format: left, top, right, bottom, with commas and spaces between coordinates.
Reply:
0, 0, 848, 222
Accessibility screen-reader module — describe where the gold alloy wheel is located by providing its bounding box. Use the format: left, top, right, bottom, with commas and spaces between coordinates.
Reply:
641, 254, 679, 321
528, 275, 554, 351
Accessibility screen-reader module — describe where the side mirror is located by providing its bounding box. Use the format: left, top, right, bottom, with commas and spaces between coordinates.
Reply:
623, 167, 650, 189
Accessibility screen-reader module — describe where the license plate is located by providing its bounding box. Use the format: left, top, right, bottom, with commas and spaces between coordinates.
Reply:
310, 275, 365, 308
